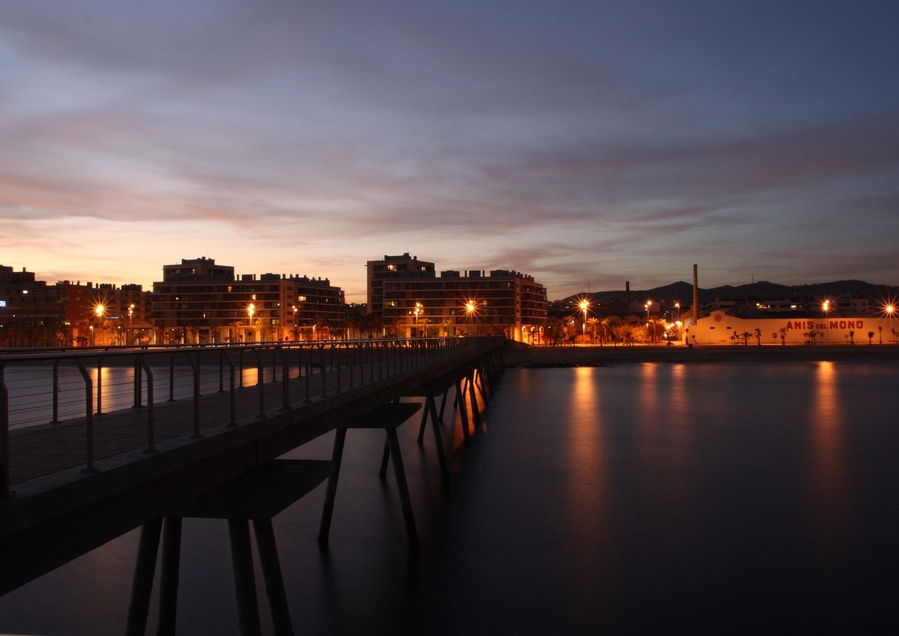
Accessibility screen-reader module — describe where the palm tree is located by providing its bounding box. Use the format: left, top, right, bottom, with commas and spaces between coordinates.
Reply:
562, 315, 576, 343
587, 317, 599, 344
878, 326, 883, 344
368, 315, 384, 338
600, 318, 612, 346
867, 331, 875, 345
778, 327, 787, 346
346, 313, 363, 339
848, 330, 855, 345
741, 331, 751, 346
754, 328, 762, 346
808, 329, 820, 345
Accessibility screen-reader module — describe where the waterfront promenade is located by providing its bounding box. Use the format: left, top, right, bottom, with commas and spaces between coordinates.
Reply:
506, 343, 899, 366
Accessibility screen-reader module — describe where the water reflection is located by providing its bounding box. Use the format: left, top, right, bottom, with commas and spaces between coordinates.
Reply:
567, 367, 604, 510
810, 361, 848, 557
2, 363, 898, 634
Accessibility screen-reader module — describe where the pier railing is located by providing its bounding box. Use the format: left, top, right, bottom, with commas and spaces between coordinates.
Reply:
0, 336, 493, 497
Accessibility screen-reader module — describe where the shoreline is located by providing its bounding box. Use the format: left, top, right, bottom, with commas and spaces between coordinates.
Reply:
504, 343, 899, 366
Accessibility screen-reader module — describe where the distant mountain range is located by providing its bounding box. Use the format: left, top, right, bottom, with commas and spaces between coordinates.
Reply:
559, 280, 899, 310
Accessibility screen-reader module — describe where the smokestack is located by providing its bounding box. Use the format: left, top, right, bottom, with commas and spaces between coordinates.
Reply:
625, 281, 630, 307
692, 264, 699, 324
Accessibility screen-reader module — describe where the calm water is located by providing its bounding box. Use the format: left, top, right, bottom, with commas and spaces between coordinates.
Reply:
1, 362, 897, 635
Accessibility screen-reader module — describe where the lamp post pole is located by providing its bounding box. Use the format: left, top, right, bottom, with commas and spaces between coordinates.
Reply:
247, 304, 255, 343
579, 300, 589, 343
128, 304, 134, 346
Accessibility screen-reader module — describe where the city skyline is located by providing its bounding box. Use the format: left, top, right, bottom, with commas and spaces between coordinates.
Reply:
2, 1, 899, 302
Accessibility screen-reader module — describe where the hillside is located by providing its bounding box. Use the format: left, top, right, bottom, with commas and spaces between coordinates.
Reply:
559, 279, 898, 310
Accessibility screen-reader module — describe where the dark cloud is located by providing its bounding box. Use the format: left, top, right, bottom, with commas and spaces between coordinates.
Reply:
1, 1, 898, 298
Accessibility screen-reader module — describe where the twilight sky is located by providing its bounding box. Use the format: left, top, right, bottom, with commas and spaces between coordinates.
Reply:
2, 0, 898, 301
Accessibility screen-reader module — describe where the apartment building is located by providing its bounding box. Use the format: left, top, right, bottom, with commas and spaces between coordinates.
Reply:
151, 257, 345, 342
366, 255, 547, 341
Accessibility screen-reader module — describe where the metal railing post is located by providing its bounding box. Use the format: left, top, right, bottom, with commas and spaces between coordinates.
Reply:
304, 346, 311, 403
168, 353, 176, 402
334, 344, 342, 395
272, 347, 278, 383
51, 359, 60, 423
73, 358, 97, 473
252, 349, 265, 418
185, 352, 202, 439
96, 357, 104, 415
0, 363, 12, 499
136, 357, 156, 453
133, 355, 143, 408
224, 352, 237, 427
219, 350, 225, 393
320, 345, 327, 398
348, 342, 354, 389
276, 346, 290, 409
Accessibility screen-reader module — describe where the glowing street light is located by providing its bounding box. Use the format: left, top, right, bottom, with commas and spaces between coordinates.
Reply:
247, 303, 256, 342
465, 300, 476, 331
579, 299, 589, 339
128, 303, 134, 346
413, 302, 423, 336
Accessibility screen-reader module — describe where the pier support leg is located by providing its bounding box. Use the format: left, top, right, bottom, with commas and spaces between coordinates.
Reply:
253, 518, 294, 636
125, 517, 163, 636
156, 516, 183, 636
468, 371, 483, 429
318, 428, 346, 543
437, 388, 449, 423
476, 367, 489, 403
416, 401, 428, 442
385, 428, 419, 547
455, 380, 470, 440
379, 436, 390, 477
427, 396, 450, 483
228, 519, 261, 636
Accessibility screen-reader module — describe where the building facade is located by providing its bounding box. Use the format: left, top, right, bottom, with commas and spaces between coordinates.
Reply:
0, 266, 153, 347
683, 309, 898, 345
0, 265, 65, 346
366, 255, 547, 341
152, 257, 345, 343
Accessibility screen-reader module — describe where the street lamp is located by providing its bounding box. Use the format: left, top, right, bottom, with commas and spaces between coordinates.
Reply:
579, 299, 589, 341
94, 304, 105, 346
247, 303, 256, 342
674, 302, 680, 322
413, 302, 423, 337
645, 301, 652, 343
128, 303, 134, 346
465, 301, 476, 335
822, 300, 831, 343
